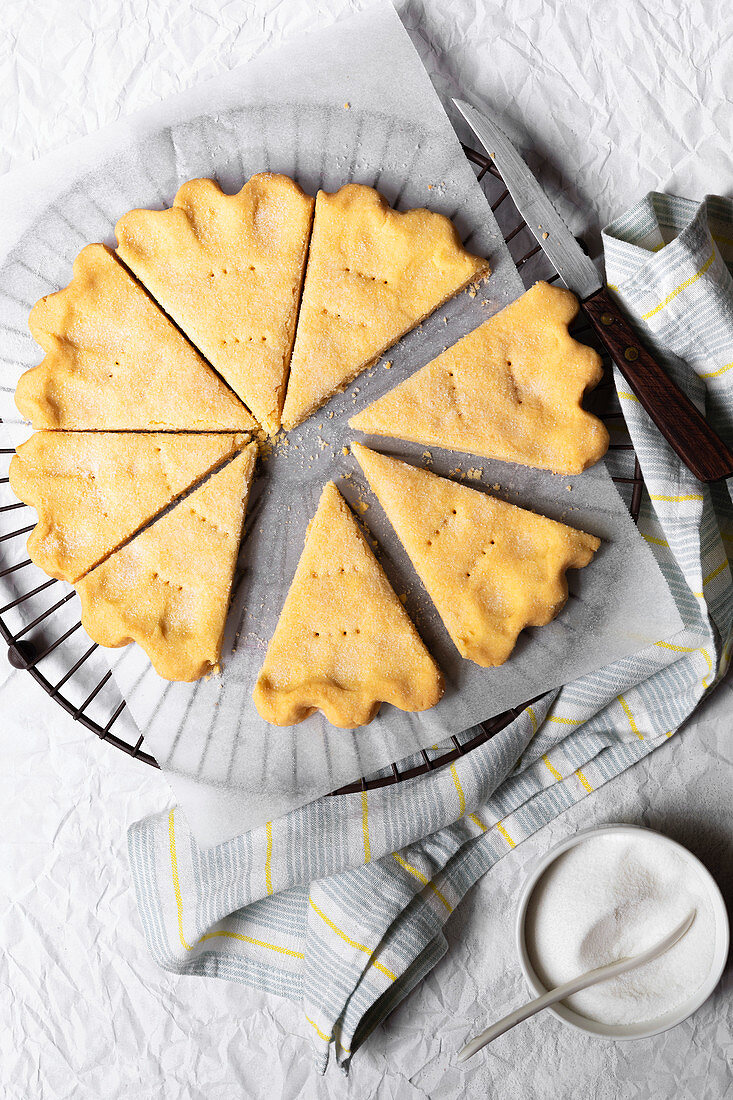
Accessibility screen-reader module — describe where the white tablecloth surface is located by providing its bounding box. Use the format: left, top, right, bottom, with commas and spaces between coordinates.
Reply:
1, 1, 731, 1096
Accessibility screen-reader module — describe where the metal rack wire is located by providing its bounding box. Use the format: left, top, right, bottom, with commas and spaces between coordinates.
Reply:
0, 144, 645, 787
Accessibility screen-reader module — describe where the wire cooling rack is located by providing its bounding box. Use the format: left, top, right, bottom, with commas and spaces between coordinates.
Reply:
0, 144, 645, 788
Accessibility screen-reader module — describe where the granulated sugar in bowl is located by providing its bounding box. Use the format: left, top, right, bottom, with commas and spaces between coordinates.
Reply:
516, 824, 729, 1040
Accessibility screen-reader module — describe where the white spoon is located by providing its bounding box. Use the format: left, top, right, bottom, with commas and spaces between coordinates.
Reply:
458, 909, 696, 1063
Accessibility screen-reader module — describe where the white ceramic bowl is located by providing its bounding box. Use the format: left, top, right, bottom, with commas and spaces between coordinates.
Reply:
515, 823, 730, 1040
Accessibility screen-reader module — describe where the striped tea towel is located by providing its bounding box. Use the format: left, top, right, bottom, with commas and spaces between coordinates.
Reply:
128, 192, 733, 1074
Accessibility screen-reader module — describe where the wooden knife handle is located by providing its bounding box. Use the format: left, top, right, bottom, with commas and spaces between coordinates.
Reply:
583, 287, 733, 483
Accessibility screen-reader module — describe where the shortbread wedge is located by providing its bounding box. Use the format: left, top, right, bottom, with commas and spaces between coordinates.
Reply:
350, 282, 609, 474
116, 174, 314, 434
253, 481, 443, 728
280, 184, 489, 430
9, 431, 248, 583
76, 443, 258, 682
16, 244, 255, 431
353, 445, 600, 667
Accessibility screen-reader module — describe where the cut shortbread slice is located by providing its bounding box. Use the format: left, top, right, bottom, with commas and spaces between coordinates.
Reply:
9, 431, 248, 583
116, 174, 314, 434
350, 282, 609, 474
253, 481, 443, 728
76, 443, 258, 681
353, 444, 600, 667
280, 184, 489, 430
16, 244, 256, 432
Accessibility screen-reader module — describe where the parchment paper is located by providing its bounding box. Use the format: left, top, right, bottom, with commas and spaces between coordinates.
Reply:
0, 2, 684, 845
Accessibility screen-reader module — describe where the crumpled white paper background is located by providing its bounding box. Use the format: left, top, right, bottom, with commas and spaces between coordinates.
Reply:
1, 1, 731, 1096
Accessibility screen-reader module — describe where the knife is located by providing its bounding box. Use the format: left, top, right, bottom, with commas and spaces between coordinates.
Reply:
453, 98, 733, 484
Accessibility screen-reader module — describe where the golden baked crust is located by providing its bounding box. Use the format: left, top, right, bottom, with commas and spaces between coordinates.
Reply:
75, 444, 257, 682
9, 431, 247, 583
253, 481, 444, 728
353, 444, 600, 667
115, 174, 314, 434
350, 282, 609, 474
280, 184, 489, 430
15, 244, 255, 432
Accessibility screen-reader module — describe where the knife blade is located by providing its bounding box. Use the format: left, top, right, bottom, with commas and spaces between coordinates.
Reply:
451, 98, 733, 483
453, 99, 601, 300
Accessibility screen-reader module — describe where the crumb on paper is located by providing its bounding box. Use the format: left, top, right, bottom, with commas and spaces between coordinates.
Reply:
444, 317, 449, 325
543, 231, 549, 240
468, 286, 477, 298
383, 360, 392, 369
342, 446, 350, 456
328, 411, 334, 418
566, 484, 573, 491
344, 102, 350, 109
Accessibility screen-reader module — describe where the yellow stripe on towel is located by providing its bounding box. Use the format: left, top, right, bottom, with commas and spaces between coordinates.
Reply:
450, 764, 466, 817
496, 821, 515, 848
641, 251, 715, 319
168, 808, 192, 952
541, 754, 563, 782
309, 897, 396, 980
393, 852, 453, 914
361, 790, 371, 863
265, 821, 274, 896
618, 694, 644, 740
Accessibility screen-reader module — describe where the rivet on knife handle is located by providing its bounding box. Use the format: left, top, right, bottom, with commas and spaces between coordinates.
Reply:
584, 288, 733, 484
